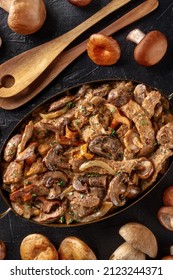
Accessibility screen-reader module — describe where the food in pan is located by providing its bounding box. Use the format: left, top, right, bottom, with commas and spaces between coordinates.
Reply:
20, 233, 58, 260
58, 236, 97, 260
1, 80, 173, 225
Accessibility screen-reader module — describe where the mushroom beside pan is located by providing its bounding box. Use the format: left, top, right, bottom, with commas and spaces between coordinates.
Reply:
126, 29, 168, 66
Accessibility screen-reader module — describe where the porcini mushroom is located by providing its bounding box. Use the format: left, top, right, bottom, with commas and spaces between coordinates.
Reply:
126, 29, 168, 66
119, 222, 158, 258
109, 242, 146, 260
0, 0, 47, 35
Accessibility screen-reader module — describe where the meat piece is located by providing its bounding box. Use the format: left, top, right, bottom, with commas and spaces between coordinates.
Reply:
17, 121, 34, 155
92, 83, 111, 97
48, 95, 75, 112
3, 134, 22, 162
72, 174, 108, 191
43, 145, 71, 170
16, 142, 37, 163
33, 206, 64, 223
10, 184, 49, 202
35, 197, 61, 213
88, 135, 124, 160
11, 202, 40, 219
68, 191, 100, 208
142, 90, 161, 118
3, 161, 23, 184
141, 146, 173, 190
121, 100, 155, 156
156, 122, 173, 149
42, 171, 68, 188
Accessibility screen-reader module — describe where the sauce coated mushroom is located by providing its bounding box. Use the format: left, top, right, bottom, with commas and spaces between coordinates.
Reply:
126, 29, 168, 66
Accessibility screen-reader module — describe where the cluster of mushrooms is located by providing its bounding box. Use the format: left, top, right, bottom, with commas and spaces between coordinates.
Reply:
1, 222, 172, 260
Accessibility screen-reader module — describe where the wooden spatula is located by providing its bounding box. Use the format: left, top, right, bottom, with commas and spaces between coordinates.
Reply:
0, 0, 159, 109
0, 0, 132, 98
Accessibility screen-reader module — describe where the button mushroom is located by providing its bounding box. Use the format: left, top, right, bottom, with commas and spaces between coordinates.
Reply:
20, 233, 58, 260
119, 222, 158, 258
126, 29, 168, 66
109, 242, 146, 260
68, 0, 93, 7
0, 0, 47, 35
163, 186, 173, 207
158, 206, 173, 231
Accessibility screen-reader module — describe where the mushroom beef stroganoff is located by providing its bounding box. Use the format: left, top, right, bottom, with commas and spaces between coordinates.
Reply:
1, 80, 173, 225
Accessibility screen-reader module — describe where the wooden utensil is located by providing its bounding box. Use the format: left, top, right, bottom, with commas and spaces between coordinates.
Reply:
0, 0, 132, 98
0, 0, 159, 110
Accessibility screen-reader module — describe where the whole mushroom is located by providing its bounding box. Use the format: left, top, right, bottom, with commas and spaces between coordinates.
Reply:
162, 246, 173, 260
0, 0, 46, 35
109, 242, 146, 260
126, 29, 168, 66
68, 0, 93, 7
0, 240, 6, 260
119, 222, 158, 258
158, 206, 173, 231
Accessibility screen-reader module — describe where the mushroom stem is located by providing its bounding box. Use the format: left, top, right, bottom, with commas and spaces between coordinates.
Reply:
127, 28, 146, 44
0, 0, 11, 12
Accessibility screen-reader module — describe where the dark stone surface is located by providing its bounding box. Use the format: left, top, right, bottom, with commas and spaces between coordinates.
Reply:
0, 0, 173, 260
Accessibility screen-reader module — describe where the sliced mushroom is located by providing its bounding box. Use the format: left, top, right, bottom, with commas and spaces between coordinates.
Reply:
135, 158, 154, 179
124, 129, 143, 154
42, 171, 68, 188
58, 236, 97, 260
109, 242, 146, 260
119, 222, 158, 258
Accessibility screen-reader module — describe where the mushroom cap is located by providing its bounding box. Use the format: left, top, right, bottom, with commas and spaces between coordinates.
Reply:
8, 0, 47, 35
119, 222, 158, 258
134, 30, 168, 66
109, 242, 146, 260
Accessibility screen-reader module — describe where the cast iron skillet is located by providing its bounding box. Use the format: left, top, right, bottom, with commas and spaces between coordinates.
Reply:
0, 79, 173, 227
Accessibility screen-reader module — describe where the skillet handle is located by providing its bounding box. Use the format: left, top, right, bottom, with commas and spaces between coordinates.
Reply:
0, 207, 11, 219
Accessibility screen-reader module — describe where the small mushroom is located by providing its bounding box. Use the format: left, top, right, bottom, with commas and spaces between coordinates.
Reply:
68, 0, 93, 7
163, 186, 173, 207
87, 33, 121, 66
58, 236, 97, 260
126, 29, 168, 66
119, 222, 158, 258
0, 0, 46, 35
158, 206, 173, 231
109, 242, 146, 260
0, 240, 6, 260
162, 246, 173, 260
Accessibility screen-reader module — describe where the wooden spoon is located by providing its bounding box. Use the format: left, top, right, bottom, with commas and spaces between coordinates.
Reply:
0, 0, 132, 98
0, 0, 159, 110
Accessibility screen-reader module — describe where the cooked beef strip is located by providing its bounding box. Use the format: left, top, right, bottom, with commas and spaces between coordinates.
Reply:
156, 122, 173, 149
3, 134, 22, 162
121, 100, 156, 156
3, 161, 23, 184
142, 90, 161, 118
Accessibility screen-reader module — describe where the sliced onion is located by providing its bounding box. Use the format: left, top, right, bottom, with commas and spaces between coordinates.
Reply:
79, 160, 116, 175
40, 106, 68, 119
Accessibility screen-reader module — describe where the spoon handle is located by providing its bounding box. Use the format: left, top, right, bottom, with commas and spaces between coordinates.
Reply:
0, 0, 159, 110
0, 0, 131, 98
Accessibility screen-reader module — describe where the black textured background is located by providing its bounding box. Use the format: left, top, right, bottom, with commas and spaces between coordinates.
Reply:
0, 0, 173, 260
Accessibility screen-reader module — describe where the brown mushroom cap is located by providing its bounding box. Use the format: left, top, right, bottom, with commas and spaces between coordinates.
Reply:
119, 222, 158, 258
158, 206, 173, 231
58, 236, 97, 260
109, 242, 146, 260
134, 31, 168, 66
8, 0, 47, 35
